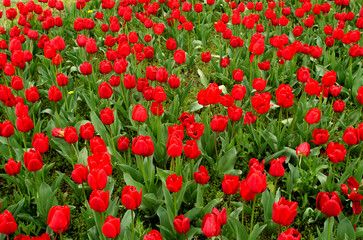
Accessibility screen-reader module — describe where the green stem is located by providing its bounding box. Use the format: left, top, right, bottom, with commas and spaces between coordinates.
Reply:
174, 192, 177, 216
63, 86, 69, 111
54, 102, 60, 127
7, 137, 13, 158
82, 182, 87, 201
345, 146, 351, 172
327, 217, 331, 240
23, 132, 28, 152
230, 122, 235, 142
32, 102, 36, 124
131, 210, 135, 240
59, 230, 63, 240
241, 200, 245, 226
215, 132, 218, 158
273, 177, 278, 195
14, 176, 23, 198
250, 197, 257, 233
108, 125, 116, 154
299, 155, 303, 172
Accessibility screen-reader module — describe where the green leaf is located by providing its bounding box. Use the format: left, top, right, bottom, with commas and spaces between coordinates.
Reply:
337, 218, 355, 240
217, 146, 237, 176
197, 69, 209, 88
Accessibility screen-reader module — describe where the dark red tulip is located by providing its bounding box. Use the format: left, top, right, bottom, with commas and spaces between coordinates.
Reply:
211, 115, 228, 132
228, 105, 243, 122
332, 99, 345, 112
117, 136, 129, 151
56, 73, 68, 86
186, 123, 204, 140
201, 213, 220, 237
342, 127, 359, 145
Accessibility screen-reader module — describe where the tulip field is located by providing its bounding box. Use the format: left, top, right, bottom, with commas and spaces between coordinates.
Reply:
1, 0, 363, 239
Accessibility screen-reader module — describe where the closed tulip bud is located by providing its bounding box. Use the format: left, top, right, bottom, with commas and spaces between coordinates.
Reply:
16, 115, 34, 133
56, 73, 68, 86
79, 123, 95, 140
316, 191, 343, 217
102, 216, 120, 239
150, 102, 164, 116
296, 142, 311, 157
100, 108, 114, 125
173, 215, 190, 234
153, 86, 166, 102
88, 169, 108, 190
71, 164, 89, 184
24, 149, 43, 172
269, 156, 286, 177
232, 69, 243, 82
48, 85, 63, 102
228, 105, 243, 122
332, 99, 345, 112
132, 136, 154, 156
1, 120, 14, 137
32, 133, 49, 154
174, 49, 186, 64
201, 52, 211, 63
89, 190, 109, 212
143, 230, 163, 240
246, 168, 266, 194
5, 158, 21, 176
98, 82, 113, 99
166, 174, 183, 193
11, 75, 23, 91
193, 165, 210, 185
167, 135, 183, 157
80, 62, 92, 75
47, 205, 70, 234
272, 198, 297, 226
239, 179, 256, 201
123, 74, 136, 89
201, 213, 220, 237
168, 75, 180, 88
184, 140, 201, 159
222, 175, 239, 195
132, 104, 147, 122
305, 108, 321, 124
117, 136, 129, 151
0, 210, 18, 235
121, 185, 142, 210
342, 127, 359, 145
211, 115, 228, 132
64, 126, 78, 144
25, 86, 39, 102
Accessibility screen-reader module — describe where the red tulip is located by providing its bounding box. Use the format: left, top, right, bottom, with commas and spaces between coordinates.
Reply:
24, 149, 43, 172
269, 156, 286, 177
278, 228, 301, 240
132, 136, 154, 156
239, 179, 256, 201
272, 198, 297, 226
316, 191, 343, 217
184, 140, 201, 159
71, 164, 89, 184
332, 99, 345, 112
64, 126, 78, 144
102, 216, 120, 239
296, 142, 311, 157
321, 70, 337, 87
100, 108, 114, 125
56, 73, 68, 86
132, 104, 147, 122
47, 205, 70, 234
252, 78, 267, 92
201, 213, 220, 237
251, 92, 272, 114
80, 62, 92, 75
243, 111, 257, 124
173, 215, 190, 234
1, 120, 14, 137
211, 115, 228, 132
311, 129, 329, 145
276, 84, 294, 108
221, 175, 239, 195
342, 127, 359, 145
201, 52, 211, 63
186, 123, 204, 140
32, 133, 49, 154
228, 105, 243, 122
88, 169, 108, 190
305, 108, 321, 124
79, 123, 95, 140
89, 190, 109, 212
117, 136, 129, 151
5, 158, 21, 176
90, 137, 107, 154
121, 185, 142, 210
25, 86, 39, 102
326, 141, 346, 163
166, 174, 183, 193
98, 82, 113, 99
150, 102, 164, 116
193, 165, 210, 185
16, 115, 34, 132
143, 230, 163, 240
48, 85, 63, 102
0, 210, 18, 235
174, 49, 186, 64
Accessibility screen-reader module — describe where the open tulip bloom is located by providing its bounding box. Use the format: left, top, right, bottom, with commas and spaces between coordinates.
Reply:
1, 0, 363, 239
